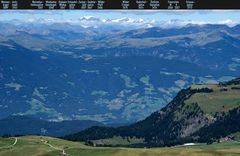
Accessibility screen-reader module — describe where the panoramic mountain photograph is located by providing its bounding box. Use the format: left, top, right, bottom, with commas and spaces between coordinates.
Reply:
0, 10, 240, 156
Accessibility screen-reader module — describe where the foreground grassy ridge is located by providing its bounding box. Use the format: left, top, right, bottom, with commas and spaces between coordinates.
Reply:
0, 136, 240, 156
0, 138, 14, 148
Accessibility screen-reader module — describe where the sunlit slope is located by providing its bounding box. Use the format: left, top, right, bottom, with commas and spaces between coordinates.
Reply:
0, 136, 240, 156
187, 84, 240, 114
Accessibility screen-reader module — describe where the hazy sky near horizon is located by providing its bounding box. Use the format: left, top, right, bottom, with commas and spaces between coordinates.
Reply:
1, 10, 240, 27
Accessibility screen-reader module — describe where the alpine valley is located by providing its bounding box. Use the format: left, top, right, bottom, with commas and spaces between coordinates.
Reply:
0, 22, 240, 127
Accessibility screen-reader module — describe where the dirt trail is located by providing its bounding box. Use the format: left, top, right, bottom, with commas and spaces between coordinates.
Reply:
41, 139, 68, 155
13, 138, 17, 146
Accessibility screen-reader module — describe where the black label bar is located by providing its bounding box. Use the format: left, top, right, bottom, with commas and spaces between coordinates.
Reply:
0, 0, 240, 9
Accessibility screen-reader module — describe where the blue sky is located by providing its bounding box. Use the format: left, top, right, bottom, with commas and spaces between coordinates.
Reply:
1, 11, 240, 28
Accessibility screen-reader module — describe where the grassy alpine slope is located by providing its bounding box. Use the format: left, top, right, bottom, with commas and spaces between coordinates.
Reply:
0, 136, 240, 156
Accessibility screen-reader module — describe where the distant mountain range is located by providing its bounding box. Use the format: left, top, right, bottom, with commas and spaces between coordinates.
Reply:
0, 23, 240, 124
0, 115, 103, 137
64, 78, 240, 147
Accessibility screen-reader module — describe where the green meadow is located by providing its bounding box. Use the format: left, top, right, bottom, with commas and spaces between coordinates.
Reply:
0, 136, 240, 156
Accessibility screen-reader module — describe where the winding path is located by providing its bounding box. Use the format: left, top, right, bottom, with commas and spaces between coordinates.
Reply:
13, 138, 18, 146
41, 139, 68, 155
